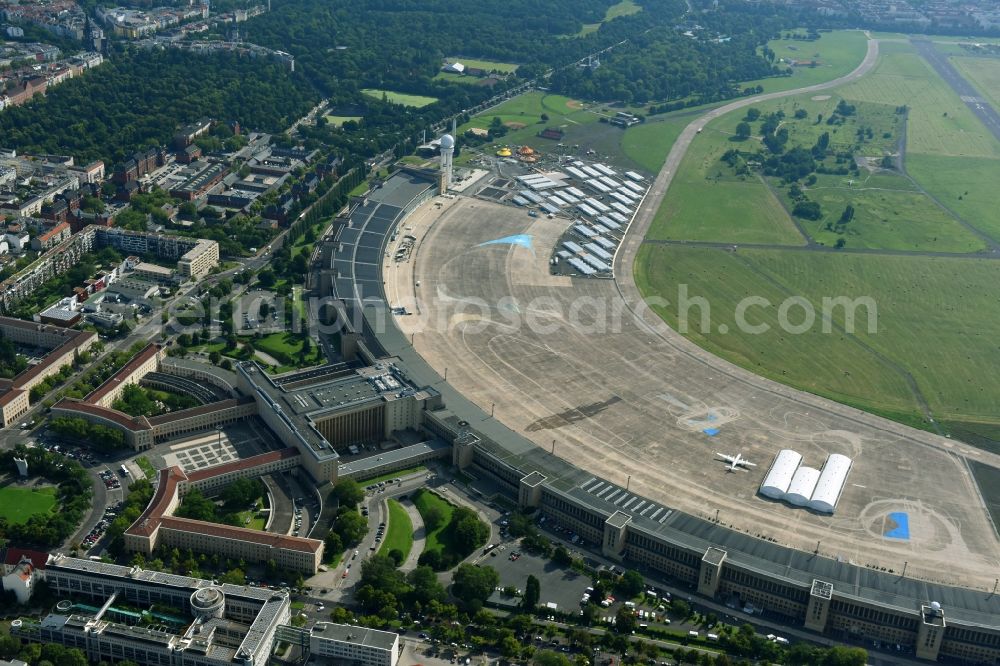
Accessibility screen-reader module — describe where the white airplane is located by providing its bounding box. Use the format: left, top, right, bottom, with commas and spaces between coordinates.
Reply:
716, 452, 756, 472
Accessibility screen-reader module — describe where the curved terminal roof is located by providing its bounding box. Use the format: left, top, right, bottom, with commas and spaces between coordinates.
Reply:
809, 453, 853, 513
759, 449, 802, 499
786, 466, 821, 506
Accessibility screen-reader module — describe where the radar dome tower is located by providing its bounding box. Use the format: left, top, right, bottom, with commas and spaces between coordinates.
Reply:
439, 133, 454, 194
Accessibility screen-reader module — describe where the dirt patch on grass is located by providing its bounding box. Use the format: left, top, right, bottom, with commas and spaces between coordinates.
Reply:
811, 94, 832, 101
504, 121, 527, 129
566, 100, 584, 109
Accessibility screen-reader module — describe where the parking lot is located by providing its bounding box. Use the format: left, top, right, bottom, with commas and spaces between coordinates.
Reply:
488, 549, 590, 613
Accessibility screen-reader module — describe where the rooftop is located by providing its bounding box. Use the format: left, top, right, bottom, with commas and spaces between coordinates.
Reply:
311, 622, 399, 650
160, 516, 322, 554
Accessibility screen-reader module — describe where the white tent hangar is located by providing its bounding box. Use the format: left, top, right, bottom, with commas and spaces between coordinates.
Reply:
785, 466, 820, 506
758, 450, 852, 513
808, 453, 853, 513
759, 449, 802, 498
442, 62, 465, 74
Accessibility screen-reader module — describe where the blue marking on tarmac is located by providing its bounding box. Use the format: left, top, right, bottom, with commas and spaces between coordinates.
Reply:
703, 428, 720, 436
477, 234, 534, 254
885, 512, 910, 540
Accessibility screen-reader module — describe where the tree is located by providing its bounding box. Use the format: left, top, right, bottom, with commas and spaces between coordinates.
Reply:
552, 545, 572, 566
218, 568, 246, 584
407, 565, 446, 605
422, 504, 446, 530
744, 108, 761, 122
324, 531, 343, 560
792, 200, 822, 220
614, 606, 637, 634
257, 268, 276, 288
734, 122, 751, 140
209, 351, 222, 365
451, 563, 499, 612
838, 204, 855, 225
671, 599, 691, 619
333, 509, 368, 545
331, 478, 364, 507
616, 570, 645, 598
534, 651, 572, 666
501, 635, 522, 659
522, 574, 540, 610
821, 646, 868, 666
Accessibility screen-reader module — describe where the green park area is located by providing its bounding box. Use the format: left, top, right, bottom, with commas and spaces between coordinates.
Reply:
572, 0, 642, 37
377, 499, 414, 562
176, 478, 268, 531
411, 488, 489, 570
412, 488, 453, 556
0, 485, 57, 524
250, 332, 325, 374
361, 89, 439, 108
635, 38, 1000, 444
746, 30, 870, 93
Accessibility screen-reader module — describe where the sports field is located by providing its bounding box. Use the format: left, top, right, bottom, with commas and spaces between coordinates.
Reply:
444, 58, 518, 73
323, 115, 362, 127
377, 499, 414, 561
0, 485, 57, 524
361, 89, 439, 108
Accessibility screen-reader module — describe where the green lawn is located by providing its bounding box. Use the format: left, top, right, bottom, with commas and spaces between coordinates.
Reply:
247, 332, 324, 373
906, 154, 1000, 242
634, 244, 1000, 433
378, 499, 414, 562
324, 115, 362, 127
433, 72, 487, 85
621, 114, 691, 173
0, 485, 58, 524
646, 110, 806, 245
135, 456, 157, 479
743, 30, 870, 94
791, 173, 985, 252
411, 488, 454, 556
952, 56, 1000, 115
361, 89, 438, 108
839, 45, 1000, 159
444, 57, 519, 73
571, 0, 642, 37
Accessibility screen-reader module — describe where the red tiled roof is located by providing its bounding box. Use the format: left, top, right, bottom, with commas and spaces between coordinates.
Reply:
4, 324, 94, 391
125, 466, 188, 538
38, 222, 69, 242
186, 447, 299, 483
51, 398, 152, 430
3, 547, 49, 569
0, 388, 25, 406
84, 343, 160, 405
159, 516, 322, 554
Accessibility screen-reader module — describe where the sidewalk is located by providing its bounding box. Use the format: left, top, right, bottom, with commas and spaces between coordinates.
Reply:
399, 498, 425, 572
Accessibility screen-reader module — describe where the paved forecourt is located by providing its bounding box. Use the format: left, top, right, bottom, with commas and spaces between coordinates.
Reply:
391, 195, 1000, 591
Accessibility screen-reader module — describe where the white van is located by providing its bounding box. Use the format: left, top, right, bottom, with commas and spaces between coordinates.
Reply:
688, 631, 699, 639
707, 633, 719, 642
